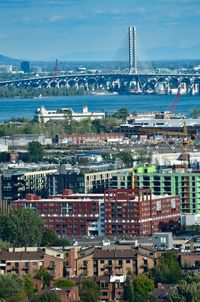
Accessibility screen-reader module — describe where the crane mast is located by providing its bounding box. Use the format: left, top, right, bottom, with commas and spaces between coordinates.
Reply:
140, 122, 191, 169
168, 84, 183, 114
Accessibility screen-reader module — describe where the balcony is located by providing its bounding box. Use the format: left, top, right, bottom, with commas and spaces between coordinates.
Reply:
105, 263, 112, 268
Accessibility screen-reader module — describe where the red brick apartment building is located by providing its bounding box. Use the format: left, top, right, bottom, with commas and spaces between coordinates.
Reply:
104, 188, 180, 236
13, 188, 180, 237
13, 190, 104, 237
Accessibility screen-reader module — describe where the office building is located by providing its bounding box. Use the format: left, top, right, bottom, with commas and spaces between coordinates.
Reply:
21, 61, 30, 73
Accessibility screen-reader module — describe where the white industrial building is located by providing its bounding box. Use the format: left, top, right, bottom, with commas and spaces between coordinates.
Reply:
35, 106, 105, 123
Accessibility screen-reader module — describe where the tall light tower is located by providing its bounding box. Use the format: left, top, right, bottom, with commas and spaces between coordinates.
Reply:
129, 26, 137, 74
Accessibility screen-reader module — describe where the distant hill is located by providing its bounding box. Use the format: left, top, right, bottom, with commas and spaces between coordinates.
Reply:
59, 44, 200, 62
59, 51, 115, 62
1, 43, 200, 64
0, 54, 21, 65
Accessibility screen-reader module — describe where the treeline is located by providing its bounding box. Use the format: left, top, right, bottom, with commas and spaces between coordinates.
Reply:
0, 114, 124, 137
0, 86, 85, 98
0, 208, 70, 247
0, 117, 120, 137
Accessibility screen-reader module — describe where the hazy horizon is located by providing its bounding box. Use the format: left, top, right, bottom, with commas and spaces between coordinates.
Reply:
0, 0, 200, 61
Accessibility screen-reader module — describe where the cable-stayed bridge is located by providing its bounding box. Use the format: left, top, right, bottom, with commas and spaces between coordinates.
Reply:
0, 73, 200, 95
0, 27, 200, 95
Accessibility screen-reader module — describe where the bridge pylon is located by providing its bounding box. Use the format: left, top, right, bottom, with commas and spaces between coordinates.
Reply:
129, 26, 137, 74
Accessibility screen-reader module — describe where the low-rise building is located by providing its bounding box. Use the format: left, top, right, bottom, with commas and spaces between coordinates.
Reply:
152, 232, 174, 250
56, 133, 125, 145
117, 118, 200, 138
93, 249, 137, 277
97, 275, 126, 302
181, 252, 200, 269
28, 286, 80, 302
0, 242, 159, 292
0, 247, 64, 280
36, 105, 105, 123
0, 134, 52, 146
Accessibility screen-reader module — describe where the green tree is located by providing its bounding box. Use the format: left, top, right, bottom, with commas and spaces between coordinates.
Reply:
124, 275, 154, 302
113, 108, 129, 120
27, 141, 44, 163
167, 280, 200, 302
124, 279, 135, 302
24, 275, 37, 298
29, 292, 61, 302
137, 150, 152, 164
41, 229, 57, 247
190, 108, 200, 119
0, 239, 12, 249
36, 267, 52, 288
0, 274, 25, 301
55, 279, 75, 287
184, 272, 200, 284
91, 116, 120, 133
150, 252, 182, 284
53, 237, 70, 247
0, 208, 42, 247
117, 151, 133, 168
132, 274, 154, 302
41, 229, 70, 247
79, 279, 100, 302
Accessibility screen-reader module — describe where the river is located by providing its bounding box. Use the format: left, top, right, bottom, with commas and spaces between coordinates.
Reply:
0, 94, 199, 121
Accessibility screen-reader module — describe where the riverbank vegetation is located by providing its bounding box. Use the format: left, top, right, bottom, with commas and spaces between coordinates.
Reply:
0, 109, 128, 137
0, 86, 85, 98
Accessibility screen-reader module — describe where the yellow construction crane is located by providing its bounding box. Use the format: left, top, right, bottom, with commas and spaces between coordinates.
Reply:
140, 122, 193, 169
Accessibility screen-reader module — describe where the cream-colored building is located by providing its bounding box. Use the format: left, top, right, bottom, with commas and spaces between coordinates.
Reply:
36, 105, 105, 123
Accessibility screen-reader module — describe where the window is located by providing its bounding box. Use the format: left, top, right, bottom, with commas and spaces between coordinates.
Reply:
161, 237, 167, 244
102, 291, 108, 297
108, 260, 112, 266
126, 259, 131, 264
118, 260, 123, 266
143, 259, 148, 265
100, 260, 105, 264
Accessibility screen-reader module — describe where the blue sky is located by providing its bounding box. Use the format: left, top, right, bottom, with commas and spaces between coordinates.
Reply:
0, 0, 200, 61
